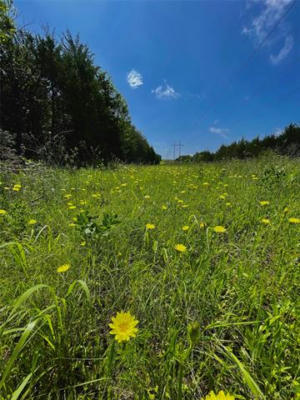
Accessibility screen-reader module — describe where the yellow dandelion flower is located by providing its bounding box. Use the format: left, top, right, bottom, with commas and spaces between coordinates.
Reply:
182, 225, 189, 231
0, 209, 7, 215
213, 226, 226, 233
80, 241, 86, 246
146, 223, 155, 230
175, 243, 187, 252
28, 219, 37, 225
57, 263, 70, 273
259, 201, 270, 206
199, 222, 205, 228
261, 218, 270, 225
13, 184, 21, 191
202, 390, 235, 400
288, 217, 300, 224
109, 311, 139, 343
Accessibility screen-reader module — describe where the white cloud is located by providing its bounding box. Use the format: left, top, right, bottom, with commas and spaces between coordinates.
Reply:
270, 34, 294, 64
242, 0, 294, 64
209, 126, 230, 139
152, 82, 179, 99
127, 69, 143, 89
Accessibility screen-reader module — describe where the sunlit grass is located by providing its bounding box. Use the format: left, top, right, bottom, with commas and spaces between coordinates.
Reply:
0, 156, 299, 399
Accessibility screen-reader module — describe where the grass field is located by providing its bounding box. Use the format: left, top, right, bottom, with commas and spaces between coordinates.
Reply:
0, 156, 299, 400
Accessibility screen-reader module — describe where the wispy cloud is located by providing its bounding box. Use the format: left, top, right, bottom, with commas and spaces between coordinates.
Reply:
127, 69, 143, 89
152, 82, 180, 100
242, 0, 294, 64
209, 126, 230, 139
270, 34, 294, 64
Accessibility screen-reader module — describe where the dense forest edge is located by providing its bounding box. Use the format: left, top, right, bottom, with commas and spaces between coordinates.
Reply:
0, 0, 161, 166
176, 124, 300, 163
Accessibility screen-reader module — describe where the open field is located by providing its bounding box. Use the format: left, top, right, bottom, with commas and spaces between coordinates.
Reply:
0, 157, 299, 400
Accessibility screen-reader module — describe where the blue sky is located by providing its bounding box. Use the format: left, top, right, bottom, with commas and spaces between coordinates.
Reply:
15, 0, 299, 158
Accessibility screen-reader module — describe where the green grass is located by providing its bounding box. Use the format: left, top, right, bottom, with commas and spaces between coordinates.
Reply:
0, 156, 299, 399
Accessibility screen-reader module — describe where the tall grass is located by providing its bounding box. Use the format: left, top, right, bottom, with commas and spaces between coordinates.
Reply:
0, 156, 299, 399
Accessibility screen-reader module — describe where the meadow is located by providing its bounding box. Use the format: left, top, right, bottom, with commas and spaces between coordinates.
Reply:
0, 156, 299, 400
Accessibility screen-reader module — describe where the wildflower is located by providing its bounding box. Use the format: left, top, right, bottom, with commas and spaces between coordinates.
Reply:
13, 184, 21, 191
68, 205, 76, 210
161, 205, 167, 210
0, 209, 7, 215
199, 222, 205, 228
283, 207, 289, 213
28, 219, 37, 225
261, 218, 270, 225
109, 311, 139, 343
57, 263, 70, 273
259, 201, 270, 206
146, 223, 155, 230
213, 226, 226, 233
288, 217, 300, 224
202, 390, 235, 400
175, 244, 187, 252
80, 241, 86, 246
182, 225, 189, 231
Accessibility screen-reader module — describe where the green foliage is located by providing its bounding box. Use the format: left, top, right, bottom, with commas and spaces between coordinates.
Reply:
180, 124, 300, 163
0, 158, 299, 399
1, 24, 161, 166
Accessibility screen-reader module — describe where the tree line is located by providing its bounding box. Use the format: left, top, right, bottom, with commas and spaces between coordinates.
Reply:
176, 124, 300, 162
0, 0, 161, 166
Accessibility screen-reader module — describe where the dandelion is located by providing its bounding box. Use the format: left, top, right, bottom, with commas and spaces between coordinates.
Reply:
109, 311, 139, 343
182, 225, 189, 231
28, 219, 37, 225
146, 223, 155, 230
261, 218, 270, 225
202, 390, 235, 400
57, 263, 70, 273
288, 217, 300, 224
13, 184, 21, 191
175, 243, 187, 253
259, 201, 270, 206
0, 209, 7, 215
80, 241, 86, 246
199, 222, 205, 228
213, 226, 226, 233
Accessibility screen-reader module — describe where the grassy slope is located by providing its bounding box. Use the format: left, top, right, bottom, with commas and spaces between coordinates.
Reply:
0, 156, 299, 399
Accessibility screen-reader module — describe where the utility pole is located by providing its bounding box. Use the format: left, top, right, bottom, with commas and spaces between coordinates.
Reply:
178, 141, 184, 157
172, 142, 184, 160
